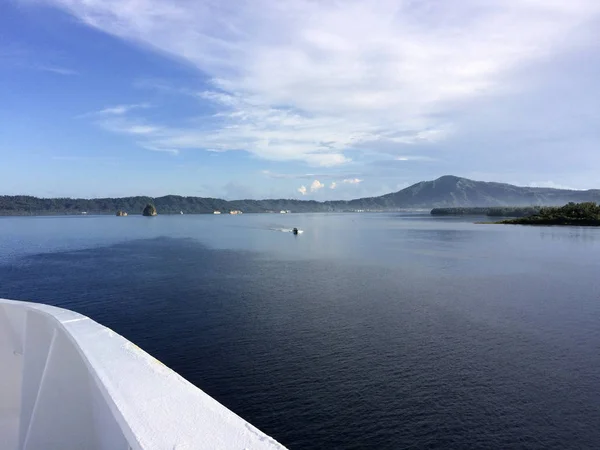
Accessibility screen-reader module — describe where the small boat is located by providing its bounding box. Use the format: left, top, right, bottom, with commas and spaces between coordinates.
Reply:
292, 228, 299, 235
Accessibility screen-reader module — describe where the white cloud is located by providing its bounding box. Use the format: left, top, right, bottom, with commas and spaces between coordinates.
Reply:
330, 182, 337, 189
526, 181, 581, 190
125, 125, 159, 135
93, 115, 162, 136
38, 0, 600, 165
98, 105, 132, 115
310, 180, 325, 192
78, 103, 152, 119
304, 153, 351, 167
261, 170, 363, 180
137, 143, 179, 155
296, 179, 327, 195
95, 103, 151, 115
343, 178, 363, 184
395, 156, 437, 162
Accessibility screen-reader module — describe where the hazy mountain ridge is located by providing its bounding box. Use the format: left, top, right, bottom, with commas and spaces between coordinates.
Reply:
358, 175, 600, 208
1, 176, 599, 215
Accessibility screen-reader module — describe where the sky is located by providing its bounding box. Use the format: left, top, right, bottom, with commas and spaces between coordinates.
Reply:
2, 0, 600, 200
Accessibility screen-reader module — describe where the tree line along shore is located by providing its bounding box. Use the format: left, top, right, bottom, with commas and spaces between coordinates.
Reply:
432, 202, 600, 226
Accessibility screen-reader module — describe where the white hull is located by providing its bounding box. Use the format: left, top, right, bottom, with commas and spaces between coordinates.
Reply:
0, 299, 286, 450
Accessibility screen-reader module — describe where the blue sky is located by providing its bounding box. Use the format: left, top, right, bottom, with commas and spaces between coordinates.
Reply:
2, 0, 600, 199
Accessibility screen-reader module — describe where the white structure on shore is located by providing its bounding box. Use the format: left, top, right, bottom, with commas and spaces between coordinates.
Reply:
213, 211, 221, 215
0, 299, 286, 450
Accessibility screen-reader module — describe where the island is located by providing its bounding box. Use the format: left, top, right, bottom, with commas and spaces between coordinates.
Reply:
497, 202, 600, 226
142, 204, 157, 216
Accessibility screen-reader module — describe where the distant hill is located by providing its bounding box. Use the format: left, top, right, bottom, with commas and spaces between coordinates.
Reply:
1, 175, 599, 215
0, 195, 334, 215
342, 175, 600, 209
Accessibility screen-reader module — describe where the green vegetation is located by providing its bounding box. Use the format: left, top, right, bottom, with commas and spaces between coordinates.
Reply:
1, 176, 600, 216
142, 203, 157, 216
0, 195, 340, 215
431, 207, 541, 217
498, 202, 600, 226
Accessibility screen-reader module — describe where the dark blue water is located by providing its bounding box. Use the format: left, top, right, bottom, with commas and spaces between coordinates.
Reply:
1, 213, 600, 449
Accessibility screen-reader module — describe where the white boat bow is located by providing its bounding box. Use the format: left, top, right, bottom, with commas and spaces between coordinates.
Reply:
0, 298, 286, 450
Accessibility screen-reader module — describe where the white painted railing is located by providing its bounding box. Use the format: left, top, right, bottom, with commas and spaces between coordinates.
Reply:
0, 299, 286, 450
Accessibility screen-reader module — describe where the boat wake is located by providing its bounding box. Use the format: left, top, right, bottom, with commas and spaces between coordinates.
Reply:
271, 227, 304, 234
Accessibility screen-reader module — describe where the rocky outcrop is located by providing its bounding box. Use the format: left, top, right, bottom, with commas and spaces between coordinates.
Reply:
116, 210, 128, 216
142, 204, 157, 216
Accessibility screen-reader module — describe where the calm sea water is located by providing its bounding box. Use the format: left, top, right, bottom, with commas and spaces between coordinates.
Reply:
1, 213, 600, 449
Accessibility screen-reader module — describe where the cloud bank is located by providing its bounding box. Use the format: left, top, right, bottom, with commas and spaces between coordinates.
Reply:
36, 0, 600, 168
343, 178, 363, 185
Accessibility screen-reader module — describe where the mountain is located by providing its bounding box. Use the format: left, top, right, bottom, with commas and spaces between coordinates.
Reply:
340, 175, 600, 209
1, 176, 599, 215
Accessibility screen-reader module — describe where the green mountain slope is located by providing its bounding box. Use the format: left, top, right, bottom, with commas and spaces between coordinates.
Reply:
343, 175, 600, 209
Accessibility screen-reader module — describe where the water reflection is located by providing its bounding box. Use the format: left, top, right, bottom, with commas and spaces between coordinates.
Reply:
539, 227, 600, 244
